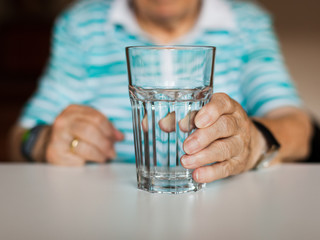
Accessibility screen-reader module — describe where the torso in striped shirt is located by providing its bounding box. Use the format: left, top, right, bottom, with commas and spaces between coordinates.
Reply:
19, 0, 301, 162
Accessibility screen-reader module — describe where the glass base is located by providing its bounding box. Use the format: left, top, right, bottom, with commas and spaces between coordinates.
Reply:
137, 171, 205, 194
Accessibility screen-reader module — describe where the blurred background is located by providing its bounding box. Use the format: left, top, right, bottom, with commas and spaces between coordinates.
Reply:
0, 0, 319, 162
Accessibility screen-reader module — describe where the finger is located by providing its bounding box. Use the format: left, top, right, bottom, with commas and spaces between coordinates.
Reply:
158, 112, 176, 133
46, 143, 85, 167
179, 110, 197, 133
142, 114, 148, 132
72, 140, 109, 163
195, 93, 236, 129
113, 128, 125, 141
183, 114, 238, 154
70, 121, 114, 158
192, 160, 235, 183
85, 113, 116, 140
52, 153, 86, 167
181, 137, 242, 169
67, 105, 117, 139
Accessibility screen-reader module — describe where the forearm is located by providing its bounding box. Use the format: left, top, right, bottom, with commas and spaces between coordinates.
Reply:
8, 125, 51, 162
253, 107, 313, 162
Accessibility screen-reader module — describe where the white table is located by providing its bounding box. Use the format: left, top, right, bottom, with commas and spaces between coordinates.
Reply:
0, 163, 319, 240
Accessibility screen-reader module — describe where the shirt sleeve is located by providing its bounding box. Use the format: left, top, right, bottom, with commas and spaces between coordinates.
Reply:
18, 11, 87, 128
238, 4, 302, 117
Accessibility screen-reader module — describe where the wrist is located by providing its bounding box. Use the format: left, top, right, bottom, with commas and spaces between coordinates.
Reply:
33, 125, 51, 162
247, 120, 268, 170
251, 119, 281, 169
21, 125, 51, 163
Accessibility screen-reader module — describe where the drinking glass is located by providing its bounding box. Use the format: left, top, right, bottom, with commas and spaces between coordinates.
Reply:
126, 46, 215, 194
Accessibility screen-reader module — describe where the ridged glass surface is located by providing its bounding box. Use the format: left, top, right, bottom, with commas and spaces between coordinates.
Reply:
129, 87, 212, 193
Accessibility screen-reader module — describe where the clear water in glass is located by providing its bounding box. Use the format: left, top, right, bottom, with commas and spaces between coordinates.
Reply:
129, 86, 212, 193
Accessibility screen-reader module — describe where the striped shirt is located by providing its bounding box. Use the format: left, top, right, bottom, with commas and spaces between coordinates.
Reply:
19, 0, 302, 162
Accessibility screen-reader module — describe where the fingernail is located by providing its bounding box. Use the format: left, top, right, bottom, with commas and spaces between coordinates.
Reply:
184, 138, 199, 154
181, 155, 195, 167
195, 171, 199, 181
196, 112, 211, 128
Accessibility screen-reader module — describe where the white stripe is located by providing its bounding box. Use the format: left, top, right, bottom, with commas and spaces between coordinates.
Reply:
254, 99, 301, 117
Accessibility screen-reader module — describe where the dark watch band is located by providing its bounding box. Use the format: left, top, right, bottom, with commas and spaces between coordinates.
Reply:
252, 120, 281, 169
252, 120, 280, 150
21, 125, 46, 162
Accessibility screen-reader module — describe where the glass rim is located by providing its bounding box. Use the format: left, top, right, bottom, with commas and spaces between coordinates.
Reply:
126, 45, 216, 51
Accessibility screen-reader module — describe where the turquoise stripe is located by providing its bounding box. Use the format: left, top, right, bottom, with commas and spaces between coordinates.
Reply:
115, 156, 135, 163
78, 18, 106, 27
247, 50, 280, 60
109, 116, 133, 122
87, 62, 127, 77
215, 67, 241, 76
203, 30, 231, 35
247, 81, 293, 99
118, 129, 134, 134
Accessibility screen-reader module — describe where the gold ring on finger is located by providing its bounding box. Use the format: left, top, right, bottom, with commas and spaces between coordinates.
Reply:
70, 138, 79, 153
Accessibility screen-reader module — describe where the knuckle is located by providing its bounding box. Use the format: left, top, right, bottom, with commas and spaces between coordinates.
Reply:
82, 123, 95, 137
231, 135, 239, 147
64, 104, 78, 114
237, 159, 247, 173
225, 115, 238, 134
218, 92, 230, 102
233, 135, 245, 154
194, 150, 206, 166
191, 133, 202, 148
219, 115, 230, 131
243, 121, 251, 138
222, 162, 233, 178
216, 140, 230, 160
67, 104, 78, 110
236, 115, 250, 138
230, 116, 238, 129
236, 107, 248, 121
92, 114, 105, 126
231, 154, 246, 174
53, 115, 65, 130
194, 129, 207, 145
219, 93, 233, 110
218, 92, 229, 100
54, 105, 83, 130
